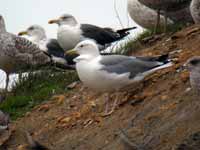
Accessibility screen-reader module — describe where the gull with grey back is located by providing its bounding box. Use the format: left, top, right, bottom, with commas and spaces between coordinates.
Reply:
0, 15, 52, 91
48, 14, 137, 51
66, 40, 172, 116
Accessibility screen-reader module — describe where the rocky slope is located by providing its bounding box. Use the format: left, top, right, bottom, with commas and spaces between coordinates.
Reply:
2, 25, 200, 150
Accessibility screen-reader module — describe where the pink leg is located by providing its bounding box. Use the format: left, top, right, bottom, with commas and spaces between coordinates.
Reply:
101, 94, 119, 117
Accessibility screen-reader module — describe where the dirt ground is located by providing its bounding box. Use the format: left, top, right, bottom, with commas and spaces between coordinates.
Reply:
2, 25, 200, 150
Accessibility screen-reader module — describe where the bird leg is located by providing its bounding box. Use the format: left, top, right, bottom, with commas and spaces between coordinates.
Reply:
164, 10, 168, 33
154, 9, 161, 34
5, 73, 9, 93
101, 93, 119, 117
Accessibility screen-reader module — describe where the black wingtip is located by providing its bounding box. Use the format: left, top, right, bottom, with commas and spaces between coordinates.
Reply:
156, 54, 170, 64
117, 27, 137, 34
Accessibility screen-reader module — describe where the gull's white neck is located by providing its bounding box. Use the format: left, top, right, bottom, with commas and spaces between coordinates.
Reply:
57, 23, 81, 50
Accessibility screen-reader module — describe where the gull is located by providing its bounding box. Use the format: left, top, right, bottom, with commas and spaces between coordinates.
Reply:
0, 15, 52, 91
190, 0, 200, 23
127, 0, 193, 30
48, 14, 137, 51
185, 56, 200, 95
66, 40, 172, 116
127, 0, 173, 29
138, 0, 192, 33
18, 25, 76, 69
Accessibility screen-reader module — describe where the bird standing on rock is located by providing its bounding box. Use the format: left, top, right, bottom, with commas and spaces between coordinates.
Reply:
0, 15, 52, 92
66, 40, 172, 116
138, 0, 192, 33
48, 14, 137, 51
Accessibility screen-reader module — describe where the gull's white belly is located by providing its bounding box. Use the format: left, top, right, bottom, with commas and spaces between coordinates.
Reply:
57, 26, 81, 51
76, 60, 131, 92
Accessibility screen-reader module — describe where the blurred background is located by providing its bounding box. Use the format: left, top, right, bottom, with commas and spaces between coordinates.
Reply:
0, 0, 142, 37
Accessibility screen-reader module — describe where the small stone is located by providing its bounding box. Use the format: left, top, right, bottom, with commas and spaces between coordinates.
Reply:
67, 81, 79, 89
17, 145, 28, 150
161, 95, 168, 101
37, 104, 50, 112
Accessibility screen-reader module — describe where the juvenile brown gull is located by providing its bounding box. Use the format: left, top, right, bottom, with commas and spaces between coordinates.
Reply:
185, 56, 200, 95
190, 0, 200, 23
138, 0, 192, 33
0, 15, 52, 91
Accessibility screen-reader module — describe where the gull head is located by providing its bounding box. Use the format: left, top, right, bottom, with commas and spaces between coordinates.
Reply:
48, 14, 78, 26
185, 56, 200, 72
0, 15, 6, 32
66, 40, 100, 62
18, 25, 46, 40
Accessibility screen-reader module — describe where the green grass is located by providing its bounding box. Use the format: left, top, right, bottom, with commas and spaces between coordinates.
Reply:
114, 30, 152, 55
0, 69, 78, 120
115, 23, 186, 55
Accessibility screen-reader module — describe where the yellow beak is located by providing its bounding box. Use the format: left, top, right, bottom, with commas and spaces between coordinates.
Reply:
48, 19, 59, 24
65, 49, 78, 55
18, 31, 28, 36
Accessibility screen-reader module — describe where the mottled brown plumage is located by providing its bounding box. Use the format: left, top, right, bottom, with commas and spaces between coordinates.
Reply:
138, 0, 192, 33
190, 0, 200, 23
0, 15, 52, 91
186, 56, 200, 94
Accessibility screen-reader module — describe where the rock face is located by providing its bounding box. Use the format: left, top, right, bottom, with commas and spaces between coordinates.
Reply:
127, 0, 193, 29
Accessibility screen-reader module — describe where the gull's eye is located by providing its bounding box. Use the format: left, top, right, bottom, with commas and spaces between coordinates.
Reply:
28, 27, 34, 31
190, 59, 200, 66
80, 45, 84, 48
61, 16, 68, 20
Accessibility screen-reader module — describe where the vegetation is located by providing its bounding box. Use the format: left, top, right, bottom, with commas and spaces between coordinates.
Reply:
115, 22, 185, 55
0, 69, 78, 120
114, 30, 152, 55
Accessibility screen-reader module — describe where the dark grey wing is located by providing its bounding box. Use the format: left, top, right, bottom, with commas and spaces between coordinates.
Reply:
100, 55, 161, 79
135, 54, 169, 63
81, 24, 121, 45
13, 35, 51, 66
46, 39, 78, 66
46, 39, 65, 58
